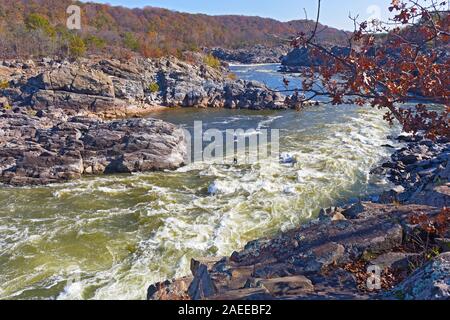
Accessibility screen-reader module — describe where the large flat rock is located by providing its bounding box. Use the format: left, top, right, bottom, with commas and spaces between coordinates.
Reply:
0, 109, 186, 186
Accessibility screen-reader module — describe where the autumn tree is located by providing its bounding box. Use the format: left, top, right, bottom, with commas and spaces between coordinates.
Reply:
68, 34, 87, 58
123, 32, 140, 52
25, 13, 56, 37
286, 0, 449, 138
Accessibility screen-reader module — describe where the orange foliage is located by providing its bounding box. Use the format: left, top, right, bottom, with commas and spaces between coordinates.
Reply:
291, 0, 449, 138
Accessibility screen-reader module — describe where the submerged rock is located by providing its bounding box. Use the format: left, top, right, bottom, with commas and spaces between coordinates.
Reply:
279, 152, 297, 164
283, 186, 296, 194
208, 182, 219, 196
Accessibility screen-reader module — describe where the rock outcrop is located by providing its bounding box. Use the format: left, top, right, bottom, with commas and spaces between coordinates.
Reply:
0, 107, 186, 186
383, 253, 450, 300
208, 45, 289, 64
0, 54, 291, 187
280, 46, 351, 72
1, 55, 285, 118
148, 202, 449, 300
371, 135, 450, 207
280, 45, 448, 73
147, 137, 450, 300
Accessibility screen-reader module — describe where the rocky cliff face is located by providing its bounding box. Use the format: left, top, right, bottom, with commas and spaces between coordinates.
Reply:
147, 136, 450, 300
208, 45, 289, 64
0, 107, 186, 186
0, 55, 285, 119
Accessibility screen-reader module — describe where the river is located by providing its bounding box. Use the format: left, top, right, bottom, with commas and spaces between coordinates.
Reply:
0, 64, 402, 299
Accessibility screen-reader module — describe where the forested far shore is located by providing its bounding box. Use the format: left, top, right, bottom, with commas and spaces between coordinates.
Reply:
0, 0, 350, 60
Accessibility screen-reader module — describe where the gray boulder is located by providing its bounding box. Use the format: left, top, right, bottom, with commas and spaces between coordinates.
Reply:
384, 253, 450, 300
0, 109, 187, 186
209, 45, 289, 64
188, 263, 217, 300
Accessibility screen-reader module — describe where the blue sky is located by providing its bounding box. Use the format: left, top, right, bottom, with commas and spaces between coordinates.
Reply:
85, 0, 396, 31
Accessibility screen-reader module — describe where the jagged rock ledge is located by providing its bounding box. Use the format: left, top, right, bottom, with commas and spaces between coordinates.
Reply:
147, 136, 450, 300
207, 45, 290, 64
372, 134, 450, 208
0, 54, 326, 187
0, 107, 186, 186
0, 54, 287, 117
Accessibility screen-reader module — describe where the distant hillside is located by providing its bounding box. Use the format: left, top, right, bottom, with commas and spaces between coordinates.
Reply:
0, 0, 349, 59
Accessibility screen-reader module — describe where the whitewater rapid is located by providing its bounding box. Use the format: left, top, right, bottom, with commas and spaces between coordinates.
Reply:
0, 64, 402, 300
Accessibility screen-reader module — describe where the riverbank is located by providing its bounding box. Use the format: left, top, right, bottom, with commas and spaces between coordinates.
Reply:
0, 106, 187, 186
0, 55, 291, 186
0, 57, 334, 187
0, 55, 287, 114
148, 135, 450, 300
1, 61, 447, 300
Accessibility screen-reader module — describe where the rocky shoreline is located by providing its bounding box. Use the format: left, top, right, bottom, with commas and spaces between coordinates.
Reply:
280, 46, 351, 72
279, 45, 449, 73
1, 55, 449, 300
0, 54, 295, 186
0, 53, 331, 187
207, 45, 289, 64
147, 135, 450, 300
0, 54, 286, 117
0, 107, 186, 186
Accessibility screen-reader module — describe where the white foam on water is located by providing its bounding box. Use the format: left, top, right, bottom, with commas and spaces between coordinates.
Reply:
257, 115, 283, 129
0, 84, 403, 299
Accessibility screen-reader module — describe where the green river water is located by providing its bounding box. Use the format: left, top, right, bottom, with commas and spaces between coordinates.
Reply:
0, 64, 402, 299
